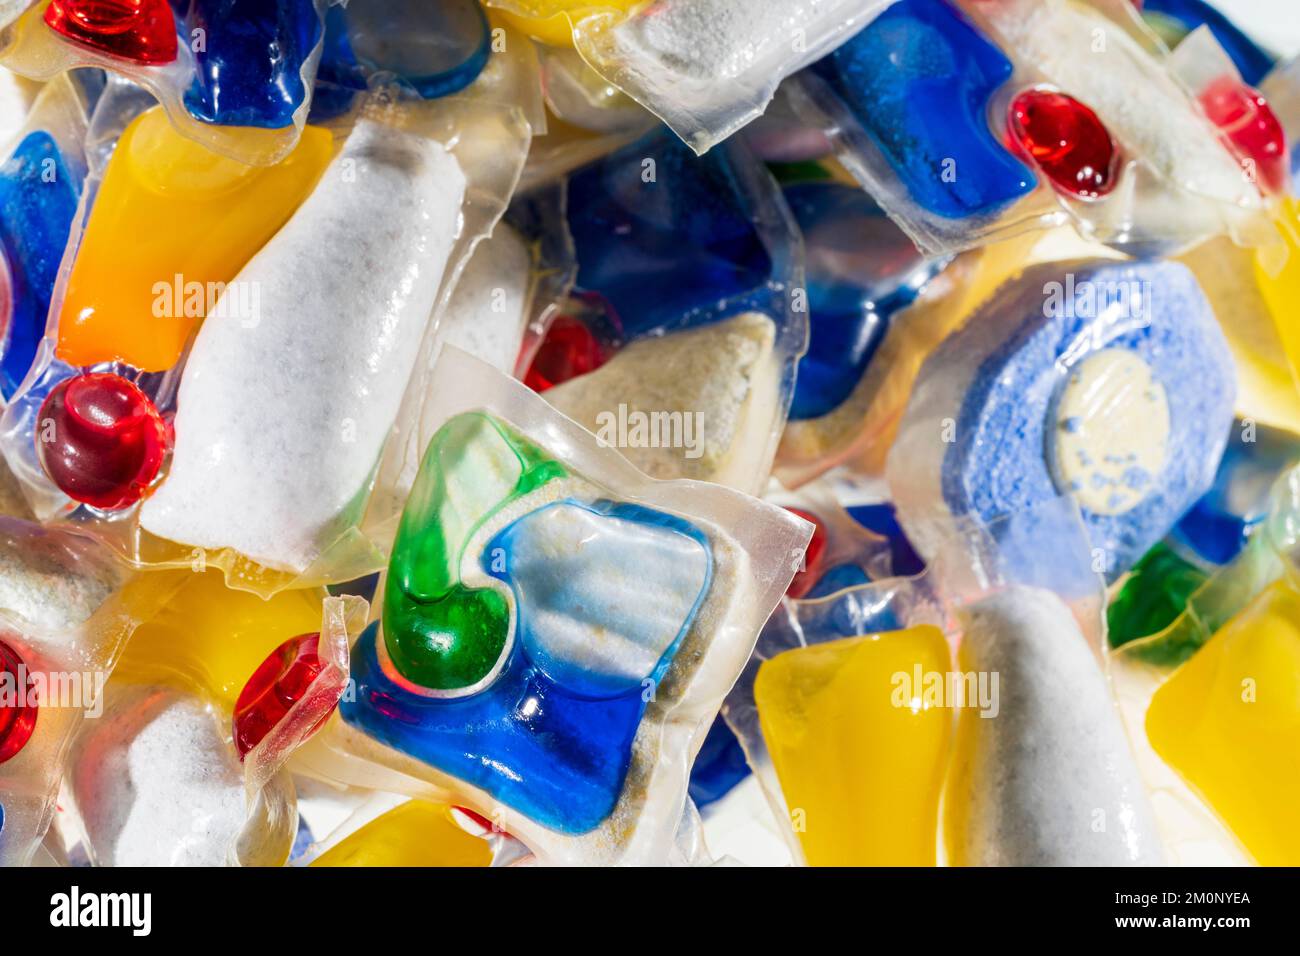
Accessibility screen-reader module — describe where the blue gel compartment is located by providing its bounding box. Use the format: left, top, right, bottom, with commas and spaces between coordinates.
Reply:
1171, 420, 1300, 567
566, 128, 782, 340
0, 132, 81, 399
784, 181, 946, 420
688, 716, 751, 809
811, 0, 1034, 220
174, 0, 323, 128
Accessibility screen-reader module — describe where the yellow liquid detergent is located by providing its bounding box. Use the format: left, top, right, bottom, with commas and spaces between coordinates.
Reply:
56, 107, 333, 372
1256, 198, 1300, 416
490, 1, 638, 47
310, 801, 492, 867
753, 625, 952, 866
1146, 580, 1300, 865
113, 569, 327, 708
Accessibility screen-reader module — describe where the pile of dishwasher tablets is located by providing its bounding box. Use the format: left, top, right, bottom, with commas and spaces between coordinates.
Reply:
0, 0, 1297, 868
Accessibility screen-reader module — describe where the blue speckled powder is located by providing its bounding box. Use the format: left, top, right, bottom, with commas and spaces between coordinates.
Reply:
934, 259, 1235, 580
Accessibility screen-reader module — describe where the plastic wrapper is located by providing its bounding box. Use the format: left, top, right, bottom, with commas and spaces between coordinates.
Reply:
1177, 234, 1300, 435
1165, 26, 1291, 197
0, 62, 39, 146
1261, 54, 1300, 189
770, 176, 951, 489
792, 0, 1274, 258
61, 571, 366, 866
293, 345, 812, 866
1169, 419, 1300, 568
1139, 0, 1276, 86
514, 126, 806, 494
1108, 464, 1300, 865
1252, 198, 1300, 404
561, 0, 897, 154
767, 478, 894, 599
535, 42, 652, 134
1, 34, 542, 596
0, 517, 172, 866
725, 496, 1161, 866
887, 258, 1237, 583
0, 71, 88, 400
0, 0, 335, 166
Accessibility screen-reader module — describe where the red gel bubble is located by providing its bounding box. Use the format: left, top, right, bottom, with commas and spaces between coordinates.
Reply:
44, 0, 179, 65
785, 508, 828, 600
36, 372, 170, 510
1198, 76, 1288, 195
0, 638, 38, 765
233, 632, 331, 759
524, 316, 609, 393
1007, 89, 1120, 200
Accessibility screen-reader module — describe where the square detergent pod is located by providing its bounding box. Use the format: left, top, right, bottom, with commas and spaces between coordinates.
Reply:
511, 125, 807, 494
725, 496, 1163, 866
790, 0, 1276, 257
63, 573, 366, 866
292, 345, 813, 866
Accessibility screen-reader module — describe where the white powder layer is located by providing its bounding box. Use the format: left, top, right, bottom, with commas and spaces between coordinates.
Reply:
545, 311, 778, 492
946, 586, 1163, 866
438, 223, 530, 374
140, 120, 467, 573
616, 0, 855, 81
70, 689, 248, 867
0, 537, 113, 631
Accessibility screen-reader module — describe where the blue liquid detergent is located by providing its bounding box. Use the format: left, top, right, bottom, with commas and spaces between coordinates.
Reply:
847, 503, 926, 577
784, 181, 945, 419
1171, 420, 1300, 567
174, 0, 323, 128
688, 717, 750, 809
811, 0, 1034, 219
0, 132, 81, 398
567, 129, 776, 339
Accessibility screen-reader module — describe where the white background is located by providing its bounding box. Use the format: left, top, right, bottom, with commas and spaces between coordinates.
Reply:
1215, 0, 1300, 55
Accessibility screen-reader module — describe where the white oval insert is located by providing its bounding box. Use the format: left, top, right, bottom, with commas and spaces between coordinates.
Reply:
1049, 348, 1170, 516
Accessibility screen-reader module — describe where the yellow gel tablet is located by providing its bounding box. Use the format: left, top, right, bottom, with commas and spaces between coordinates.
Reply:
56, 107, 333, 372
754, 625, 952, 866
1146, 580, 1300, 865
310, 801, 492, 867
113, 569, 327, 709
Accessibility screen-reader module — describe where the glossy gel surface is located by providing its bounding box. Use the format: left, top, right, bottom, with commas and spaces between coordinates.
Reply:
755, 626, 952, 866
